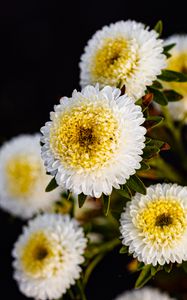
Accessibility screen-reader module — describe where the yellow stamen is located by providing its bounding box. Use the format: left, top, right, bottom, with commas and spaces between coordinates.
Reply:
135, 198, 187, 247
21, 231, 60, 277
167, 52, 187, 95
91, 37, 139, 86
50, 102, 120, 171
6, 155, 41, 197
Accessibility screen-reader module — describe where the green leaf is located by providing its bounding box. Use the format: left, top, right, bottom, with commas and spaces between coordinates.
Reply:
154, 20, 163, 36
119, 245, 128, 254
137, 262, 145, 271
163, 43, 176, 53
164, 52, 172, 59
145, 115, 164, 129
158, 70, 187, 82
135, 99, 142, 106
45, 177, 58, 192
145, 137, 152, 144
117, 185, 132, 199
143, 145, 160, 159
139, 162, 150, 171
102, 194, 111, 216
147, 86, 168, 106
151, 266, 158, 276
148, 139, 165, 148
135, 265, 152, 288
152, 80, 163, 89
78, 193, 87, 208
164, 263, 172, 273
164, 89, 183, 102
126, 175, 146, 195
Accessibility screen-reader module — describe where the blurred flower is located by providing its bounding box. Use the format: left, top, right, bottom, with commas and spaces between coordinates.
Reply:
79, 20, 166, 100
0, 134, 61, 219
41, 85, 146, 198
164, 35, 187, 121
114, 287, 176, 300
12, 213, 87, 300
120, 183, 187, 266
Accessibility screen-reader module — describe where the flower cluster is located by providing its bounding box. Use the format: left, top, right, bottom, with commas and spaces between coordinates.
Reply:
1, 19, 187, 300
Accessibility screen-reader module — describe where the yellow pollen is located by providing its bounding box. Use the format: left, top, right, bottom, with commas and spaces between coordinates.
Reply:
91, 37, 139, 86
5, 155, 41, 198
135, 198, 187, 247
50, 102, 120, 171
21, 231, 59, 277
167, 52, 187, 95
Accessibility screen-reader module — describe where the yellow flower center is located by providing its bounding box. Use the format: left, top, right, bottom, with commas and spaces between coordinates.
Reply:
5, 155, 42, 198
21, 231, 61, 277
50, 102, 120, 171
91, 37, 139, 86
167, 52, 187, 95
135, 198, 187, 247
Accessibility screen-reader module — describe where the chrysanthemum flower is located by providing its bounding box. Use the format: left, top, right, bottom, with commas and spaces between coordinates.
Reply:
114, 287, 176, 300
79, 20, 166, 100
0, 134, 61, 219
12, 213, 87, 300
120, 183, 187, 266
41, 85, 146, 198
164, 35, 187, 121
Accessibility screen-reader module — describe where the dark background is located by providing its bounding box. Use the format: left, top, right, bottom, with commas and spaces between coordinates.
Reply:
0, 0, 187, 299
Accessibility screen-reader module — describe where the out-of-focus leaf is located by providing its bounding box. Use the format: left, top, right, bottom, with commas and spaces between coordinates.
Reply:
126, 175, 146, 195
158, 70, 187, 82
164, 89, 183, 101
78, 193, 87, 208
119, 245, 128, 254
102, 194, 111, 216
143, 145, 160, 159
147, 86, 168, 105
135, 265, 152, 288
117, 185, 132, 199
154, 20, 163, 36
45, 177, 58, 192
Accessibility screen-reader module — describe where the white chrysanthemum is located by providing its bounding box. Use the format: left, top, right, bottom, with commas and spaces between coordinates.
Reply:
12, 213, 87, 300
164, 35, 187, 121
114, 287, 176, 300
80, 20, 166, 100
120, 183, 187, 266
41, 85, 146, 198
0, 134, 61, 219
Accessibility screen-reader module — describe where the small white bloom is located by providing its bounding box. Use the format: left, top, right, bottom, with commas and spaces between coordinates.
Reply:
41, 85, 146, 198
120, 183, 187, 266
114, 287, 176, 300
12, 213, 87, 300
80, 20, 166, 100
0, 134, 61, 219
164, 35, 187, 121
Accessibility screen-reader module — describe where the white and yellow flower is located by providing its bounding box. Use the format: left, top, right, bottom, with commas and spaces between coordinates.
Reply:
0, 134, 61, 219
114, 287, 176, 300
79, 20, 166, 100
12, 213, 87, 300
120, 183, 187, 266
41, 85, 146, 198
164, 35, 187, 121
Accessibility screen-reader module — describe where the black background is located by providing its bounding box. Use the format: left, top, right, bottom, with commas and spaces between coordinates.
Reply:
0, 0, 187, 299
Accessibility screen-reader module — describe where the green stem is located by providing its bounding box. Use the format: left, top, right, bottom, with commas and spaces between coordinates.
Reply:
149, 157, 184, 184
77, 280, 87, 300
82, 238, 120, 291
83, 253, 105, 286
87, 238, 121, 259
